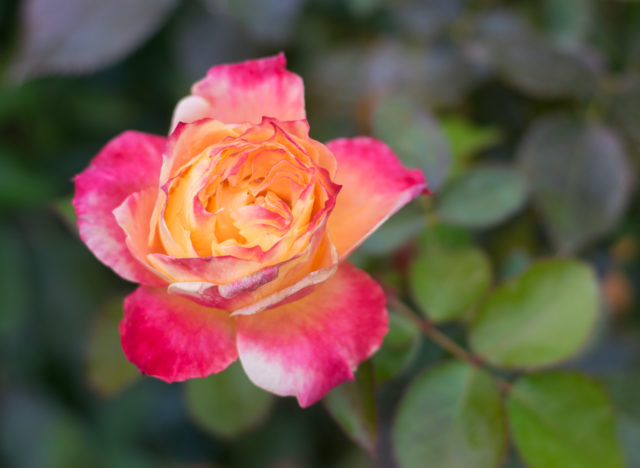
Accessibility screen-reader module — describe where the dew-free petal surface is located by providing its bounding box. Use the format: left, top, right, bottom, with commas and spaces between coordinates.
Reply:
326, 137, 427, 258
121, 286, 237, 382
236, 262, 387, 407
73, 131, 166, 285
190, 53, 305, 125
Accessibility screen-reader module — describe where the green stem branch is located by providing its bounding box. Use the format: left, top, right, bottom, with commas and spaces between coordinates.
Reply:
391, 298, 511, 391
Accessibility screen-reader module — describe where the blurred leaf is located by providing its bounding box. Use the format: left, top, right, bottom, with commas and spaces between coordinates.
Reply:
420, 224, 472, 250
608, 78, 640, 150
347, 0, 383, 19
498, 249, 532, 281
204, 0, 304, 44
392, 360, 507, 468
440, 116, 502, 171
372, 95, 451, 191
421, 45, 477, 109
409, 243, 492, 323
0, 390, 95, 468
603, 373, 640, 467
493, 35, 597, 99
324, 361, 379, 454
173, 0, 253, 83
437, 166, 528, 229
358, 200, 426, 256
86, 298, 140, 397
372, 311, 421, 382
10, 0, 178, 80
469, 259, 598, 369
517, 114, 633, 253
184, 361, 274, 439
50, 196, 77, 233
543, 0, 593, 49
508, 372, 625, 468
390, 0, 463, 41
0, 149, 54, 208
0, 222, 30, 339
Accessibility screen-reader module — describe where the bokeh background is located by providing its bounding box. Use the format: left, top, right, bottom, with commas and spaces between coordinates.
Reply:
1, 0, 640, 467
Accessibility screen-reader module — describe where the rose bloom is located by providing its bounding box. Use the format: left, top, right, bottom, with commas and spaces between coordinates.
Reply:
74, 54, 427, 406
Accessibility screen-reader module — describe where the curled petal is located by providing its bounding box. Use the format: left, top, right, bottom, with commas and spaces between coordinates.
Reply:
168, 229, 338, 314
121, 286, 237, 382
170, 95, 213, 133
236, 262, 388, 407
73, 131, 166, 286
190, 53, 305, 124
327, 137, 428, 258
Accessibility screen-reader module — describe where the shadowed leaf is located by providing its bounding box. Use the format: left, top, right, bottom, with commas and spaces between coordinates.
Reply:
437, 166, 528, 229
392, 360, 507, 468
10, 0, 178, 80
517, 114, 633, 253
86, 298, 140, 397
324, 361, 379, 454
184, 362, 274, 439
372, 311, 421, 382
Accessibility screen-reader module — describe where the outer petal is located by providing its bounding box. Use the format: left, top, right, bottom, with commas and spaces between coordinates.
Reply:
169, 95, 212, 133
326, 137, 428, 258
73, 131, 166, 286
121, 286, 237, 382
187, 53, 305, 125
236, 262, 388, 407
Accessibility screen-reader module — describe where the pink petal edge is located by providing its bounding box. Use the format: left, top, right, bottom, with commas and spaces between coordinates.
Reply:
121, 286, 238, 382
189, 53, 306, 125
236, 262, 388, 407
326, 137, 428, 259
73, 131, 167, 286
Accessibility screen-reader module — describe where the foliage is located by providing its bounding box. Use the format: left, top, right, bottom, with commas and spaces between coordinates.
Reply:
2, 0, 640, 467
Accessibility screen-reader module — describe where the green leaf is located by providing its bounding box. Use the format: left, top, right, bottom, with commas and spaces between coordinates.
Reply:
358, 201, 426, 256
392, 360, 507, 468
437, 166, 528, 229
0, 149, 54, 209
603, 373, 640, 466
85, 299, 141, 397
440, 116, 501, 175
10, 0, 178, 80
184, 361, 274, 439
517, 114, 632, 253
508, 372, 625, 468
608, 79, 640, 149
543, 0, 593, 48
410, 244, 492, 322
372, 311, 421, 382
469, 259, 598, 369
50, 196, 77, 234
493, 36, 597, 100
324, 361, 379, 454
372, 95, 451, 191
420, 224, 472, 250
0, 223, 30, 339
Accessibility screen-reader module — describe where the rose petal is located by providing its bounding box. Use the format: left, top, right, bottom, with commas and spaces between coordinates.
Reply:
236, 262, 388, 407
326, 137, 428, 258
189, 53, 305, 125
121, 286, 237, 382
113, 187, 171, 283
73, 131, 167, 286
169, 95, 212, 133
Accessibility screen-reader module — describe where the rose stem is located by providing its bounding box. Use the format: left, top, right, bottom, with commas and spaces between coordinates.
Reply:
390, 298, 512, 391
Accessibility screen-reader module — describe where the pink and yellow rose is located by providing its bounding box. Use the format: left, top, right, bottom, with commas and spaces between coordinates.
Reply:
73, 54, 427, 406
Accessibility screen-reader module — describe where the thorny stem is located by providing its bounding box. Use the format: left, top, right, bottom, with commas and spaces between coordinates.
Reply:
391, 298, 512, 391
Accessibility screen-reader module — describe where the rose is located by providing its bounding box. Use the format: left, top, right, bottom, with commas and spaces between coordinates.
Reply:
73, 54, 427, 406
